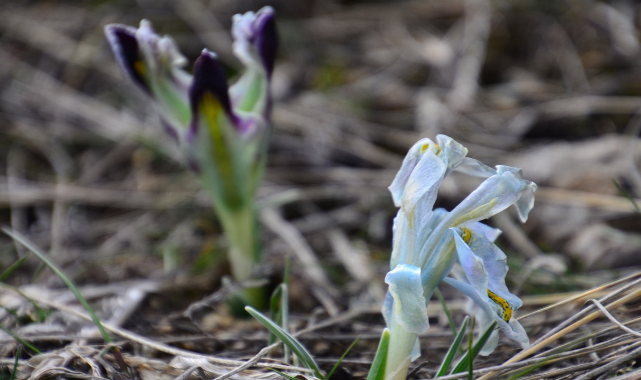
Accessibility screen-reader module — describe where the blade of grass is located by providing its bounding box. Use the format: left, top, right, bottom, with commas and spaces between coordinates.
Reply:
467, 317, 475, 380
366, 328, 390, 380
450, 321, 498, 375
613, 180, 641, 214
0, 255, 29, 282
268, 285, 283, 345
0, 325, 40, 354
327, 336, 361, 380
10, 345, 21, 380
436, 316, 470, 377
435, 287, 458, 338
281, 283, 291, 364
245, 306, 323, 379
2, 227, 128, 373
505, 357, 555, 380
269, 368, 300, 380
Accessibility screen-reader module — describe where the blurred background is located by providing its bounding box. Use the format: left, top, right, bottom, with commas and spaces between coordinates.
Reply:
1, 0, 641, 374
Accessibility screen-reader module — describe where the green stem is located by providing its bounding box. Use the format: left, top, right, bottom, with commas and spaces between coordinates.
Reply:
384, 316, 417, 380
221, 205, 258, 282
219, 203, 265, 310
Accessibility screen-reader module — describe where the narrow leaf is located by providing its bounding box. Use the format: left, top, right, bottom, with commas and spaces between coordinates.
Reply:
0, 255, 29, 282
245, 306, 323, 379
449, 321, 498, 374
10, 345, 21, 380
327, 336, 361, 380
2, 228, 113, 344
0, 326, 40, 354
366, 328, 390, 380
268, 285, 283, 345
435, 288, 458, 337
269, 369, 300, 380
467, 317, 474, 380
436, 316, 470, 376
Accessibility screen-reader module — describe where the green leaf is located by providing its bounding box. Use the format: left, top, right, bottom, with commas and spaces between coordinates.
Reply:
435, 288, 458, 338
0, 255, 29, 282
2, 228, 130, 373
327, 336, 361, 380
0, 325, 40, 354
613, 179, 641, 214
366, 328, 390, 380
10, 345, 21, 380
2, 228, 113, 345
269, 285, 283, 345
245, 306, 323, 380
449, 321, 498, 375
467, 317, 475, 380
269, 368, 301, 380
436, 316, 470, 377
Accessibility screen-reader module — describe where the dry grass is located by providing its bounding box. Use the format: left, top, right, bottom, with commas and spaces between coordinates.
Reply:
1, 0, 641, 379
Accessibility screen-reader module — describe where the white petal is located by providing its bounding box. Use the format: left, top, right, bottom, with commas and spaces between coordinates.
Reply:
468, 221, 502, 242
385, 264, 430, 334
388, 138, 436, 207
452, 230, 488, 297
515, 182, 537, 222
455, 157, 497, 177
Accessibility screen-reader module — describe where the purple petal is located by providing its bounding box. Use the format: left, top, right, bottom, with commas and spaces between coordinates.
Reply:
104, 24, 150, 94
188, 50, 238, 139
254, 7, 278, 76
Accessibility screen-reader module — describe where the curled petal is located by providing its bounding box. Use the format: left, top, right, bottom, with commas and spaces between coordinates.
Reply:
516, 181, 537, 222
446, 167, 532, 227
385, 264, 430, 334
452, 230, 488, 298
436, 135, 468, 171
455, 157, 497, 178
388, 138, 436, 207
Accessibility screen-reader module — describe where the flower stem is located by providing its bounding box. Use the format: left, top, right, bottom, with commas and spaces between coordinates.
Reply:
219, 202, 265, 310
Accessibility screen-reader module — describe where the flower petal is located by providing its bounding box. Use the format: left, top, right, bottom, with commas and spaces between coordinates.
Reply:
388, 138, 437, 207
452, 229, 488, 298
446, 167, 532, 227
104, 24, 150, 94
385, 264, 430, 334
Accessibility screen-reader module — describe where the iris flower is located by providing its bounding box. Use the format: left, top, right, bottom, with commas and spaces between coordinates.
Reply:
105, 8, 278, 306
378, 136, 536, 380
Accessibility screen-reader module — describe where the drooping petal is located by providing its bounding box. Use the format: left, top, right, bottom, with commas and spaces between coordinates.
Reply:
466, 232, 522, 310
445, 167, 534, 227
385, 264, 430, 334
436, 135, 468, 171
455, 157, 497, 178
452, 230, 488, 298
388, 138, 437, 207
515, 181, 537, 222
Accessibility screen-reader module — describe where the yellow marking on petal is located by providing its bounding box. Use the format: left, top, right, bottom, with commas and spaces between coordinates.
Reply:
134, 60, 146, 76
461, 227, 472, 244
434, 144, 441, 155
487, 289, 512, 321
420, 143, 429, 154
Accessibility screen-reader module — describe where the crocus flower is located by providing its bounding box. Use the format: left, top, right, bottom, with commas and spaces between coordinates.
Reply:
376, 135, 536, 380
105, 8, 278, 302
